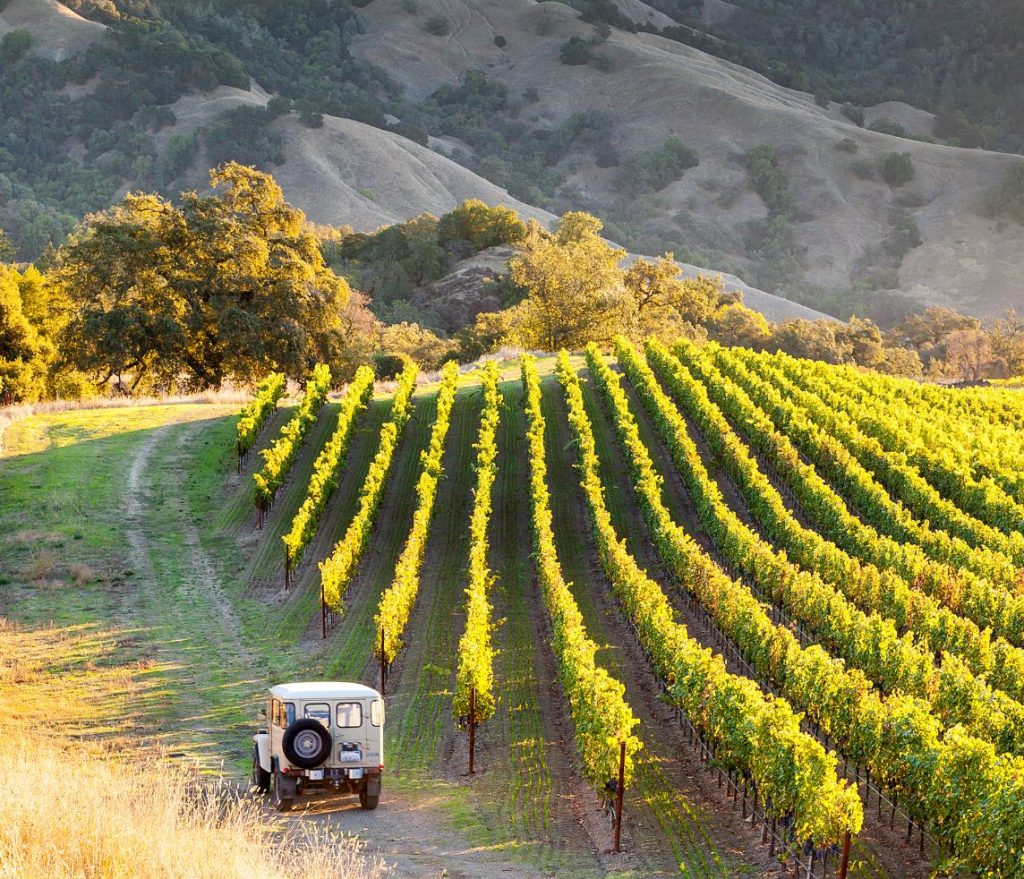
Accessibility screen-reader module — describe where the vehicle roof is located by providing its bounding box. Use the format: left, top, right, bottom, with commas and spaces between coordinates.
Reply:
269, 681, 381, 700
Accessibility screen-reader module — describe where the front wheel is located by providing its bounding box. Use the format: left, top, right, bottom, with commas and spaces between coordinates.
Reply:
252, 746, 270, 794
359, 788, 380, 810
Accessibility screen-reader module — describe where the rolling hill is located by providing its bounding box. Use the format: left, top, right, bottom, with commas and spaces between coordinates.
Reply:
2, 0, 1023, 323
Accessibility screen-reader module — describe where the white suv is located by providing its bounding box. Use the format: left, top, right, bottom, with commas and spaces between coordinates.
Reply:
252, 682, 384, 811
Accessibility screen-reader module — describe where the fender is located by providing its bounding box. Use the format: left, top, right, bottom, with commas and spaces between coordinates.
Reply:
365, 769, 382, 797
253, 732, 271, 772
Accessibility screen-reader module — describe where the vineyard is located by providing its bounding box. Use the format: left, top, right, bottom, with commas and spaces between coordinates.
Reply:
221, 345, 1024, 879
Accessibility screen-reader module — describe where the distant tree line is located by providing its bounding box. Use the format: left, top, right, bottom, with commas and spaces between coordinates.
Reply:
3, 169, 1022, 404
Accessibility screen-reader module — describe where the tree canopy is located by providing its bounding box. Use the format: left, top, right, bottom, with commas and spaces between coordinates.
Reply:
52, 163, 350, 392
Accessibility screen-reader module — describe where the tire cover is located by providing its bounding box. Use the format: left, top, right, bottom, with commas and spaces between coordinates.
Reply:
282, 718, 332, 768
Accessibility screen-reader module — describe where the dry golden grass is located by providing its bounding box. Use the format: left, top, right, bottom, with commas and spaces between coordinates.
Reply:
23, 548, 56, 582
0, 620, 392, 879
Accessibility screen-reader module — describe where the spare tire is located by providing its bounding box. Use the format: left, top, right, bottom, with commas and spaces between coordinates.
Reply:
282, 719, 332, 768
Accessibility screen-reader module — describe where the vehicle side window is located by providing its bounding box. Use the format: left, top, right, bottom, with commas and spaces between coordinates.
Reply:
336, 702, 362, 728
370, 699, 384, 727
304, 702, 331, 728
271, 699, 284, 728
284, 702, 295, 726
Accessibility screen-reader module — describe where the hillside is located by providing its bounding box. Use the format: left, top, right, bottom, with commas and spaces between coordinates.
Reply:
2, 0, 1023, 323
349, 0, 1024, 319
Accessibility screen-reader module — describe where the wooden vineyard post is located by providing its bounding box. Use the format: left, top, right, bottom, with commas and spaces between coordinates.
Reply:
284, 548, 290, 588
380, 627, 386, 696
613, 740, 626, 853
468, 686, 476, 776
837, 831, 852, 879
321, 580, 327, 640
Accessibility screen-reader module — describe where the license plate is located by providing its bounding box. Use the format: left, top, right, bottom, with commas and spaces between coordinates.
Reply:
308, 769, 324, 780
348, 768, 363, 780
339, 750, 361, 762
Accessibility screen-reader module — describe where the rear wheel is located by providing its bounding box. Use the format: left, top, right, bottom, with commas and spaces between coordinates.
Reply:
252, 746, 270, 794
359, 788, 379, 810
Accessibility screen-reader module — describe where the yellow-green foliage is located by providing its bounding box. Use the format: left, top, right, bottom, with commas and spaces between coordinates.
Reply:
253, 364, 331, 508
520, 354, 641, 795
236, 373, 285, 456
661, 339, 1024, 703
282, 366, 375, 568
622, 337, 1024, 756
590, 342, 1024, 869
452, 361, 500, 723
376, 361, 460, 662
320, 361, 418, 611
559, 350, 860, 847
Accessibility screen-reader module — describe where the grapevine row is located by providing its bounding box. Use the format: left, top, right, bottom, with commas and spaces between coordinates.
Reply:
710, 345, 1024, 645
452, 361, 500, 725
282, 366, 375, 574
253, 363, 331, 512
320, 361, 418, 611
521, 354, 642, 794
236, 372, 285, 462
614, 338, 1024, 757
772, 349, 1024, 535
555, 351, 861, 848
722, 345, 1024, 578
653, 338, 1024, 704
376, 360, 460, 663
585, 343, 1024, 878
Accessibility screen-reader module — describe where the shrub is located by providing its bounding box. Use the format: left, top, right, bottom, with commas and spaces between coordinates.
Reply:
841, 104, 865, 127
880, 151, 915, 187
424, 15, 451, 35
618, 137, 698, 192
868, 118, 907, 138
981, 161, 1024, 225
743, 144, 794, 216
559, 36, 593, 65
835, 137, 858, 154
494, 34, 507, 48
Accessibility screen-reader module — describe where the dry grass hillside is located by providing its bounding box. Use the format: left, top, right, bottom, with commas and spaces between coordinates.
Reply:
0, 0, 104, 59
162, 87, 829, 321
163, 87, 553, 231
350, 0, 1024, 318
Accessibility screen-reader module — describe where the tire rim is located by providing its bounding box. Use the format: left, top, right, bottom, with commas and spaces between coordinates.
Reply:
294, 729, 323, 760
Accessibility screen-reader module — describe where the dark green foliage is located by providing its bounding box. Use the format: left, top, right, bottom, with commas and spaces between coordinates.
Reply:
743, 145, 795, 217
617, 138, 699, 192
1, 29, 34, 60
560, 36, 593, 65
868, 118, 907, 138
494, 34, 507, 48
424, 15, 450, 36
371, 351, 409, 379
982, 162, 1024, 225
841, 104, 865, 127
880, 152, 915, 188
160, 132, 199, 184
882, 212, 923, 259
203, 106, 284, 168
